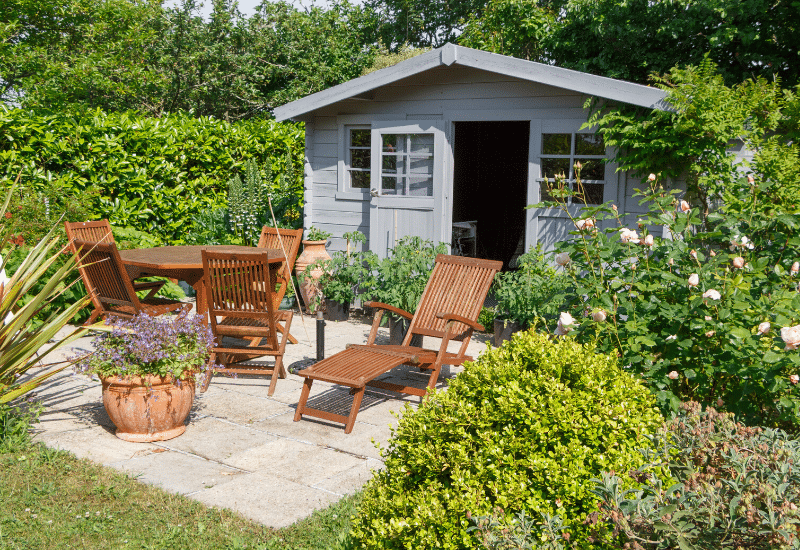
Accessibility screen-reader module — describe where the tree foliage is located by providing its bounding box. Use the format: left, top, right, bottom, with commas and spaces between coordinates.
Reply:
366, 0, 487, 48
1, 0, 378, 119
461, 0, 800, 87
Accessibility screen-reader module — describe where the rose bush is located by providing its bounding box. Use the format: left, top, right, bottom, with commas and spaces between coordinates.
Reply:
542, 174, 800, 429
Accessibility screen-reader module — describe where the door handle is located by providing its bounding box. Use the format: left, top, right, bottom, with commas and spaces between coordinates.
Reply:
370, 188, 379, 197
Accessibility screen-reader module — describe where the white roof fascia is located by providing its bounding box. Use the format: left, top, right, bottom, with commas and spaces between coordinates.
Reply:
274, 44, 669, 122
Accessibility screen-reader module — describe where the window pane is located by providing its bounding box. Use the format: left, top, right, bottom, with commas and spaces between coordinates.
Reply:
541, 158, 570, 179
542, 133, 571, 155
350, 149, 370, 169
382, 134, 402, 153
350, 129, 370, 147
382, 154, 401, 173
539, 181, 555, 202
575, 133, 604, 155
409, 176, 433, 196
350, 171, 370, 189
409, 134, 434, 154
573, 183, 604, 205
575, 158, 604, 180
381, 176, 399, 194
409, 156, 433, 176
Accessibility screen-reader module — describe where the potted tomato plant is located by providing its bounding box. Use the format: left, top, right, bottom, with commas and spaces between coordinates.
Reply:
75, 313, 215, 442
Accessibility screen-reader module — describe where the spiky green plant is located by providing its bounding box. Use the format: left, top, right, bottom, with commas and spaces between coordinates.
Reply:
0, 183, 92, 403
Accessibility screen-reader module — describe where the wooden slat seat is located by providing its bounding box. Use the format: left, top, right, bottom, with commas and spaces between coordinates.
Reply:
70, 239, 190, 323
294, 254, 501, 433
201, 250, 293, 396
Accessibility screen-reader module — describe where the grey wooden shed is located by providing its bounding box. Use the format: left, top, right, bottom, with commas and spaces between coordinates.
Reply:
275, 43, 669, 268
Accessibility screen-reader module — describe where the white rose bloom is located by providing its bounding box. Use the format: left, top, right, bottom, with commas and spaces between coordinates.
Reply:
555, 252, 571, 266
688, 273, 699, 287
781, 325, 800, 351
702, 289, 721, 300
757, 322, 771, 335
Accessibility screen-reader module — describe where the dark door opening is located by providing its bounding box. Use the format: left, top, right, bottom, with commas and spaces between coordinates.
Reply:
452, 121, 530, 270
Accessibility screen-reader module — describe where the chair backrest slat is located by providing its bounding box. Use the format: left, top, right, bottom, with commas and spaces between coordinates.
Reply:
72, 239, 140, 311
256, 226, 303, 309
405, 255, 502, 344
65, 220, 115, 245
203, 251, 279, 349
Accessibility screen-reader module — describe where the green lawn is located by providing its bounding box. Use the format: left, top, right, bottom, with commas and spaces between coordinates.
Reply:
0, 410, 359, 550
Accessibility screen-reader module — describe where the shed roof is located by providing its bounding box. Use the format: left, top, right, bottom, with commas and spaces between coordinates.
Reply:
274, 43, 670, 122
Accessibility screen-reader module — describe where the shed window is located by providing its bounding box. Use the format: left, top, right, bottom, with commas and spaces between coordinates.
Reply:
346, 127, 371, 190
379, 133, 434, 196
539, 133, 605, 205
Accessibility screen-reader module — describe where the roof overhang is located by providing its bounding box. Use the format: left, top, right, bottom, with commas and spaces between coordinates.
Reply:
274, 43, 670, 122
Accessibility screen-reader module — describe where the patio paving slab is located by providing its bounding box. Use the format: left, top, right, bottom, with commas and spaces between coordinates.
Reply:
30, 309, 489, 528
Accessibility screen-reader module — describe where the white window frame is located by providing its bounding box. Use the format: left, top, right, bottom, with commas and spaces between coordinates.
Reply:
538, 131, 607, 206
337, 115, 374, 201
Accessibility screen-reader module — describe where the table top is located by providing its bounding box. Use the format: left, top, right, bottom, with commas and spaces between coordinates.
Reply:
119, 245, 285, 270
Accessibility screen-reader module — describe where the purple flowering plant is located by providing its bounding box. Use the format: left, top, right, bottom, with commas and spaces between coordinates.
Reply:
75, 313, 216, 382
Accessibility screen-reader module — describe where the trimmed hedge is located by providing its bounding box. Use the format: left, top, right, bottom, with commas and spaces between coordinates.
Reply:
350, 330, 663, 549
0, 107, 304, 243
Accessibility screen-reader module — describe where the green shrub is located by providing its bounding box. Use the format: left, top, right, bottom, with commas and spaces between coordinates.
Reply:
0, 107, 304, 244
350, 331, 663, 549
589, 402, 800, 549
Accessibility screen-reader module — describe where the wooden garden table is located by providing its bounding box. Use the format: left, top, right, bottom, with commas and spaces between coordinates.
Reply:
119, 245, 285, 320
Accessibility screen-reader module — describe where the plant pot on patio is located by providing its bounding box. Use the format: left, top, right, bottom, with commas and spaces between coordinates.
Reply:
493, 318, 523, 347
75, 313, 214, 443
389, 314, 423, 347
101, 374, 195, 442
324, 299, 350, 322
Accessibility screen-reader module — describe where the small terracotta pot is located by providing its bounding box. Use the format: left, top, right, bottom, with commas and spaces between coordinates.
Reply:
101, 374, 195, 443
295, 240, 331, 313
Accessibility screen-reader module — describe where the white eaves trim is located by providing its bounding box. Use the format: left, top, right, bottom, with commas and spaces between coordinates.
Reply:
274, 43, 670, 122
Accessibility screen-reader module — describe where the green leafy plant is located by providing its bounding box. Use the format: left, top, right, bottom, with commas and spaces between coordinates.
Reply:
369, 236, 448, 313
74, 313, 214, 382
350, 330, 663, 549
587, 402, 800, 549
305, 226, 332, 242
0, 186, 92, 404
306, 231, 378, 305
493, 245, 571, 330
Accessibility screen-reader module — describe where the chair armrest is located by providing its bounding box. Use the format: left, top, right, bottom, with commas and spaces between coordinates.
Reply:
363, 301, 413, 320
436, 312, 484, 332
133, 281, 164, 291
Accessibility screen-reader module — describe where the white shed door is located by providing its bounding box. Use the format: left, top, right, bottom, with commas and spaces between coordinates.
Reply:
527, 120, 618, 251
369, 121, 447, 257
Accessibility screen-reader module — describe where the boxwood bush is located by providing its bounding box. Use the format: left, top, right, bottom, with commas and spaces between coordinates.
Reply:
350, 330, 663, 549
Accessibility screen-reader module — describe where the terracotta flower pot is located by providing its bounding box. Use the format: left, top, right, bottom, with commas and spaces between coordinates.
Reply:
101, 374, 195, 443
295, 240, 331, 313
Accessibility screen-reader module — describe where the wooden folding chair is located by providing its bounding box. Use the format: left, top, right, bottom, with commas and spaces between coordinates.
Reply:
65, 220, 166, 320
200, 250, 294, 396
71, 239, 190, 324
256, 226, 303, 344
294, 254, 502, 433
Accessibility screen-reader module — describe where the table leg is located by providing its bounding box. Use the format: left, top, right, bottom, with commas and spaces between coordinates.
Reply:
192, 279, 208, 323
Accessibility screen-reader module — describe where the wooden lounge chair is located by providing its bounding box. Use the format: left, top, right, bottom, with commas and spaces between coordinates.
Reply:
294, 254, 502, 433
65, 220, 166, 317
71, 239, 190, 323
256, 226, 303, 344
200, 250, 293, 396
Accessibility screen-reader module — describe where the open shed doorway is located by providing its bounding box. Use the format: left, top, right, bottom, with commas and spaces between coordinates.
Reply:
452, 121, 530, 270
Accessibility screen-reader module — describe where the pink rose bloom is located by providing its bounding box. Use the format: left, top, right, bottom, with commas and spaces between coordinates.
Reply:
702, 289, 721, 301
591, 309, 607, 322
791, 374, 799, 385
679, 200, 691, 213
619, 228, 640, 244
716, 398, 724, 407
668, 371, 679, 380
704, 315, 712, 321
705, 330, 716, 337
747, 175, 755, 184
555, 312, 576, 335
643, 234, 654, 247
690, 249, 698, 260
668, 258, 675, 266
611, 204, 618, 212
757, 322, 771, 335
732, 256, 745, 269
709, 250, 716, 257
791, 262, 799, 275
575, 218, 595, 230
688, 273, 699, 287
666, 334, 677, 341
555, 252, 571, 266
781, 325, 800, 350
648, 173, 657, 182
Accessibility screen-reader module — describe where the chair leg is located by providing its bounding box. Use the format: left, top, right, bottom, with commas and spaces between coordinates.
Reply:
345, 388, 365, 434
268, 356, 284, 396
294, 378, 313, 422
84, 308, 102, 326
200, 353, 216, 393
